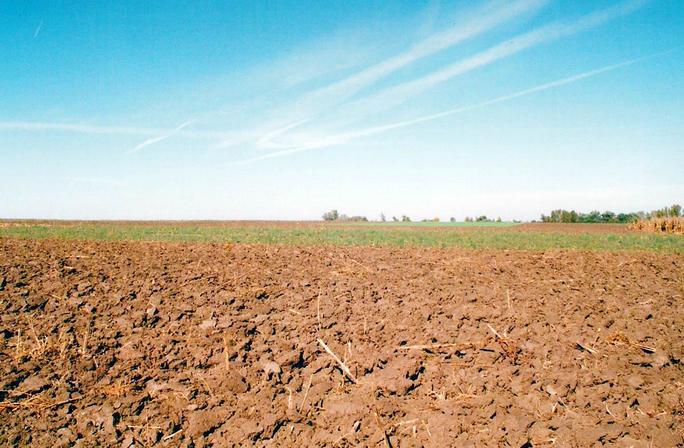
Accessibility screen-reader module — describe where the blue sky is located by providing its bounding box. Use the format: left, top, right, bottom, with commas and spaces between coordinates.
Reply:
1, 0, 682, 220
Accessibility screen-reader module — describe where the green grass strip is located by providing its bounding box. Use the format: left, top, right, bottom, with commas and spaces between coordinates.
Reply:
1, 223, 682, 253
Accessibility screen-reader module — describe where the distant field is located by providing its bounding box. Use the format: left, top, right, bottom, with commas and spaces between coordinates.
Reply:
1, 221, 682, 253
348, 220, 517, 227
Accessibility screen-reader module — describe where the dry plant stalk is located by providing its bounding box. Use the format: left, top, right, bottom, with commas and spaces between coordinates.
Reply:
0, 393, 81, 412
298, 374, 313, 412
487, 323, 524, 363
397, 342, 476, 351
79, 321, 90, 358
347, 257, 373, 273
163, 429, 183, 441
58, 329, 72, 361
13, 319, 54, 362
629, 217, 684, 234
100, 379, 131, 398
575, 341, 598, 355
486, 323, 504, 340
285, 387, 293, 410
0, 393, 48, 412
223, 336, 231, 369
317, 338, 357, 384
317, 295, 322, 332
606, 332, 656, 354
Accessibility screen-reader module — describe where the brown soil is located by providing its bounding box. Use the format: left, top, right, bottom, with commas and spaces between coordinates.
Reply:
1, 238, 682, 447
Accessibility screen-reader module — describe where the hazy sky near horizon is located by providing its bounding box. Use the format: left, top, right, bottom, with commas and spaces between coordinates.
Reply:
1, 0, 683, 221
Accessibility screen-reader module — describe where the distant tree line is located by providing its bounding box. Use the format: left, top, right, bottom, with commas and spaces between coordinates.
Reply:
385, 214, 411, 222
540, 204, 681, 224
325, 210, 516, 223
464, 216, 502, 223
321, 209, 368, 222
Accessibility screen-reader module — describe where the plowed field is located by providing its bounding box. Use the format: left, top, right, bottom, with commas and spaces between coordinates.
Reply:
1, 238, 683, 447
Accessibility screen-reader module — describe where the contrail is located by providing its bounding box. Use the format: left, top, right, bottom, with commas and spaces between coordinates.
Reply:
255, 0, 639, 154
330, 0, 649, 125
33, 21, 43, 38
336, 47, 681, 140
0, 120, 241, 140
255, 119, 310, 150
236, 47, 679, 164
61, 176, 125, 187
0, 121, 161, 136
127, 120, 196, 154
308, 0, 548, 102
255, 0, 548, 138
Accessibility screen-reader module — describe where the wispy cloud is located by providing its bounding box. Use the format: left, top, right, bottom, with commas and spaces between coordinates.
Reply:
236, 47, 676, 164
127, 120, 196, 154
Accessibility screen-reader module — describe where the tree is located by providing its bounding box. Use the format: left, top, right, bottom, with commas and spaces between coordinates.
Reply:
322, 210, 339, 221
450, 217, 456, 223
539, 207, 669, 224
671, 204, 682, 217
586, 210, 601, 223
380, 212, 386, 222
476, 215, 488, 222
550, 209, 563, 223
392, 216, 398, 222
617, 212, 639, 223
401, 215, 411, 222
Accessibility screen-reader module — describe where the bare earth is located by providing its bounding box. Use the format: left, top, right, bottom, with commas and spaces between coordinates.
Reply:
1, 238, 683, 447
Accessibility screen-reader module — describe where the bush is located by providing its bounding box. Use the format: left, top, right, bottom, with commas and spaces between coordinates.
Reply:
322, 210, 367, 222
322, 210, 339, 221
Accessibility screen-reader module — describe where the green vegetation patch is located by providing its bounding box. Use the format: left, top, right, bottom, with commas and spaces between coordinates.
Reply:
1, 222, 682, 253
